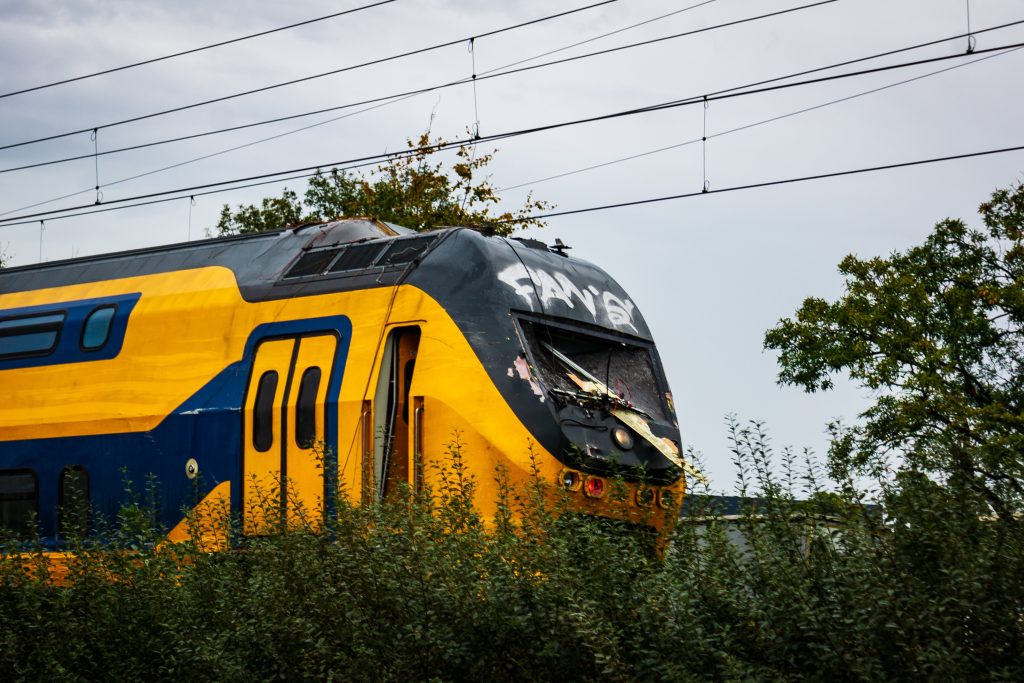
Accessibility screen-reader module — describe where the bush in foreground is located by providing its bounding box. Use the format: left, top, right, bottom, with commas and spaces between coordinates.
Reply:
2, 428, 1022, 681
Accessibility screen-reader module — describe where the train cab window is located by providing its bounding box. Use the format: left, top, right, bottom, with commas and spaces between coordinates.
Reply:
519, 319, 669, 422
253, 370, 279, 452
0, 469, 38, 537
81, 305, 117, 350
0, 312, 65, 360
59, 466, 90, 538
295, 366, 322, 448
373, 327, 421, 499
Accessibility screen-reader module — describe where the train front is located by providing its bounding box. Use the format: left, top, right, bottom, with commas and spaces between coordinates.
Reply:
408, 228, 698, 538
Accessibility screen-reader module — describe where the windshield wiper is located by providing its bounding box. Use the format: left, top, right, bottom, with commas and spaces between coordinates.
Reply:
541, 341, 650, 418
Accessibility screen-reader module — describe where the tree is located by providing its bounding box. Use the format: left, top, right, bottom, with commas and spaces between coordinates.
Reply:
215, 133, 552, 237
764, 182, 1024, 519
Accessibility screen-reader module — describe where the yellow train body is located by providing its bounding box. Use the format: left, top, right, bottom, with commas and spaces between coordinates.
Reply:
0, 220, 688, 555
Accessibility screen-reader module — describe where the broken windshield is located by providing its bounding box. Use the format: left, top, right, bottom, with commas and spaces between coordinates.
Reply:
519, 318, 668, 421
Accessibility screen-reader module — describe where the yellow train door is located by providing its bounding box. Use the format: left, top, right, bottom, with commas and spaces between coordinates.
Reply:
243, 334, 338, 534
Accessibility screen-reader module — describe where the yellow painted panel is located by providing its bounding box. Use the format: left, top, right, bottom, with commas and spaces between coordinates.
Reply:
2, 262, 682, 536
243, 338, 294, 535
0, 267, 247, 441
284, 334, 337, 530
165, 481, 231, 551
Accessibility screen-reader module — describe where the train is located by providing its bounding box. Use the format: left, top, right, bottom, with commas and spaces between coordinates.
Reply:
0, 218, 697, 552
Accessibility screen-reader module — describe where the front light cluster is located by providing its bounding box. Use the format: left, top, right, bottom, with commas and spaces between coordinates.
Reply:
559, 468, 678, 508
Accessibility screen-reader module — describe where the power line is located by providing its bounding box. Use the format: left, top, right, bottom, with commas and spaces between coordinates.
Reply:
3, 39, 1023, 226
6, 8, 1020, 180
493, 144, 1024, 222
0, 0, 400, 100
0, 0, 838, 214
3, 143, 1022, 230
1, 89, 422, 217
482, 40, 1024, 142
10, 44, 1015, 228
497, 45, 1024, 192
0, 0, 623, 152
0, 0, 726, 175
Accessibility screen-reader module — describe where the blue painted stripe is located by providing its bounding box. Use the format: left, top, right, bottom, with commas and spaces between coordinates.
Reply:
0, 293, 140, 370
0, 313, 352, 546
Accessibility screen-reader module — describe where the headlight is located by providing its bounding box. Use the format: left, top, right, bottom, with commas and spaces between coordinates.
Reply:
560, 469, 582, 491
635, 487, 655, 507
611, 425, 634, 450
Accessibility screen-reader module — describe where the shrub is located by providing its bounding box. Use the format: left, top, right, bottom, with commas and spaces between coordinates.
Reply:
1, 428, 1022, 681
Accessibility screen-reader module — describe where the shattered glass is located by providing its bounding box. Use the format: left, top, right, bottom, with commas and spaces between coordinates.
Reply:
520, 319, 667, 421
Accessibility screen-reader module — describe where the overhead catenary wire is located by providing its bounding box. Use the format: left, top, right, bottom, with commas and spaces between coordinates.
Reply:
0, 0, 401, 100
3, 38, 1024, 227
0, 0, 831, 172
2, 143, 1022, 233
1, 0, 715, 175
0, 0, 842, 214
1, 90, 418, 217
491, 144, 1024, 223
497, 45, 1024, 192
0, 0, 624, 152
8, 10, 1024, 179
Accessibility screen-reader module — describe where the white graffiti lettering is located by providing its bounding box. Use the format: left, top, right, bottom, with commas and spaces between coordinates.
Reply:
602, 292, 637, 332
497, 264, 536, 311
554, 272, 597, 317
497, 264, 638, 332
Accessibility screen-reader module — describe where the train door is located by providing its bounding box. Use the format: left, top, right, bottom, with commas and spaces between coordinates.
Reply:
368, 326, 421, 500
243, 333, 338, 534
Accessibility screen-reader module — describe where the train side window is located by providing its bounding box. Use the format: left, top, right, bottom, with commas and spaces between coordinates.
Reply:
284, 249, 341, 279
0, 469, 38, 537
295, 366, 322, 448
59, 466, 90, 538
0, 312, 65, 360
253, 370, 279, 452
81, 305, 117, 350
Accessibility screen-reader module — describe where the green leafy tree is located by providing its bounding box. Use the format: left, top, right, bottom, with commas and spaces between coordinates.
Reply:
765, 182, 1024, 520
216, 133, 552, 237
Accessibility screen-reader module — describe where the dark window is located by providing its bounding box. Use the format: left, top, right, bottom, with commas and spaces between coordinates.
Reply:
253, 370, 279, 452
377, 235, 436, 266
0, 469, 38, 537
284, 249, 341, 279
59, 466, 90, 538
295, 366, 322, 448
520, 320, 668, 421
402, 359, 416, 423
0, 312, 65, 360
328, 243, 385, 272
81, 306, 116, 350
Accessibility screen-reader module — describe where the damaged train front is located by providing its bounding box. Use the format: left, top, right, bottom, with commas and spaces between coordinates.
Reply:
416, 229, 704, 539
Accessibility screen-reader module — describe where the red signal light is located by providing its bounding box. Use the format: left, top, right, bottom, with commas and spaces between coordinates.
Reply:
584, 476, 606, 498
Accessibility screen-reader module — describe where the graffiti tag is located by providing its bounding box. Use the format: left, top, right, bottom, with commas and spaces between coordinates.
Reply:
498, 264, 637, 332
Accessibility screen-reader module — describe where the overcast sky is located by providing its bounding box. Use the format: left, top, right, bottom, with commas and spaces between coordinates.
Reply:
2, 0, 1022, 489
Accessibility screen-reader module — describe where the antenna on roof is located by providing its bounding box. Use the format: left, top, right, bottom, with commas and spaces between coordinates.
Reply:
550, 238, 571, 257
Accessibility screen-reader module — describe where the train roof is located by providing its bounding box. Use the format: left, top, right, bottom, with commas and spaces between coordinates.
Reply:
0, 217, 652, 340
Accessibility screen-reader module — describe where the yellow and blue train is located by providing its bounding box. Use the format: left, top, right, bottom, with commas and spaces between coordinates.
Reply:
0, 218, 692, 548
